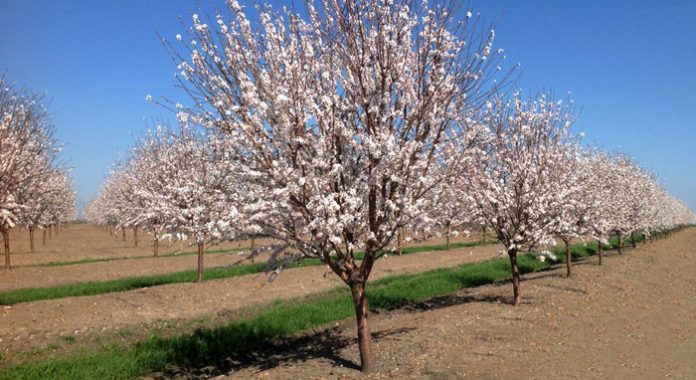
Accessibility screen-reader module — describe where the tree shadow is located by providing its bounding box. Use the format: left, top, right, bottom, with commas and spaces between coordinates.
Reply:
397, 292, 510, 312
534, 283, 588, 295
149, 326, 414, 379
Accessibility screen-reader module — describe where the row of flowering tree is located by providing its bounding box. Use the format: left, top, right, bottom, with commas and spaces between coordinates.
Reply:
85, 126, 242, 282
89, 0, 693, 373
467, 93, 694, 305
0, 76, 76, 269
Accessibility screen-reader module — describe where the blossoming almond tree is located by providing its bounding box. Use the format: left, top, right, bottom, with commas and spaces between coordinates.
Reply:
417, 129, 488, 249
0, 78, 72, 268
578, 149, 617, 265
122, 127, 174, 257
470, 93, 575, 305
168, 0, 510, 371
545, 135, 588, 277
18, 169, 75, 253
122, 126, 239, 281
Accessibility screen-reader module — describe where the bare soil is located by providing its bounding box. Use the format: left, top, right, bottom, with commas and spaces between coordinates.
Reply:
160, 228, 696, 380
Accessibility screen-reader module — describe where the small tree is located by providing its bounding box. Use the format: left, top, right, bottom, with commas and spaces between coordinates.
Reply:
0, 77, 68, 268
168, 0, 510, 371
470, 93, 575, 305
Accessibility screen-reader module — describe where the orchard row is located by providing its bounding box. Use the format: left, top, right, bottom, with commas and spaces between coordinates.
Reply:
0, 77, 76, 269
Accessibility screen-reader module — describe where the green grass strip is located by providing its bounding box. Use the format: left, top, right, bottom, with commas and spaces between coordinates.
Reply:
0, 241, 492, 305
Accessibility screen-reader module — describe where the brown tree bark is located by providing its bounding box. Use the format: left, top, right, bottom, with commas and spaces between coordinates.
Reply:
350, 281, 373, 373
597, 239, 603, 266
630, 232, 637, 249
29, 226, 35, 253
48, 224, 52, 239
42, 228, 47, 245
197, 241, 204, 283
397, 228, 403, 256
508, 248, 520, 306
617, 232, 623, 254
153, 237, 159, 257
564, 238, 572, 278
250, 236, 255, 251
446, 233, 450, 250
133, 227, 138, 247
482, 225, 487, 243
3, 229, 10, 270
122, 227, 126, 242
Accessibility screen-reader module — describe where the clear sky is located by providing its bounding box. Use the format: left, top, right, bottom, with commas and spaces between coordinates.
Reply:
1, 0, 695, 213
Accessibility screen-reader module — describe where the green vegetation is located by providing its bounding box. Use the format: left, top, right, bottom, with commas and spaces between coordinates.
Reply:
1, 240, 492, 305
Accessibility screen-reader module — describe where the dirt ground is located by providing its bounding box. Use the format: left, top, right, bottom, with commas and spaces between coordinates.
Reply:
0, 226, 502, 364
158, 227, 695, 380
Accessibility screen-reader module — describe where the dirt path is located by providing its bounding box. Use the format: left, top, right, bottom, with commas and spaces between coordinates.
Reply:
0, 241, 503, 361
198, 228, 695, 379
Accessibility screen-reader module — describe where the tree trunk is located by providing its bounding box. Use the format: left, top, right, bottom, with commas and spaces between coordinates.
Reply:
617, 232, 623, 254
446, 233, 450, 250
350, 281, 373, 373
397, 228, 403, 256
630, 232, 636, 249
48, 224, 53, 239
55, 224, 59, 236
42, 228, 47, 245
29, 227, 35, 253
250, 236, 255, 251
197, 242, 204, 283
508, 248, 520, 306
597, 239, 603, 266
153, 237, 159, 257
133, 227, 138, 247
3, 230, 10, 270
564, 238, 572, 278
482, 225, 487, 244
122, 227, 126, 242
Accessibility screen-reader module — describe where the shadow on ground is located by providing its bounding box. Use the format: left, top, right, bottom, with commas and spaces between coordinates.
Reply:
146, 326, 415, 379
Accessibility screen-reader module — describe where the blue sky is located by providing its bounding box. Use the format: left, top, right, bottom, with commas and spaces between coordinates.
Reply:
1, 0, 695, 213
